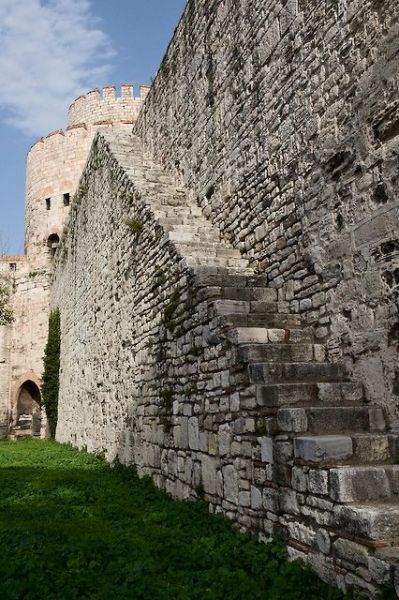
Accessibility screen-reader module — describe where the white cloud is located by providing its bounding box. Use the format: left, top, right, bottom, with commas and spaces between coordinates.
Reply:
0, 0, 113, 136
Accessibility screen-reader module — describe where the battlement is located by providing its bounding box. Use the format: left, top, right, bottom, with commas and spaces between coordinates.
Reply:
67, 84, 149, 128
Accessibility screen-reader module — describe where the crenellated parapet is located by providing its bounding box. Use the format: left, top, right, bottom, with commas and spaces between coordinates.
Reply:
67, 84, 150, 129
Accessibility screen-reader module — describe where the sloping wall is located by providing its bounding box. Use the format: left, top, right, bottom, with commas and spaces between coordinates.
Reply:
135, 0, 399, 426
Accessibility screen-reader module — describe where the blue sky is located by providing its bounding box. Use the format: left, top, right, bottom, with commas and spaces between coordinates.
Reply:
0, 0, 186, 254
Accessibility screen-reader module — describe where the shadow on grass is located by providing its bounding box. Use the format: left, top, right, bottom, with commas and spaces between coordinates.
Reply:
0, 441, 381, 600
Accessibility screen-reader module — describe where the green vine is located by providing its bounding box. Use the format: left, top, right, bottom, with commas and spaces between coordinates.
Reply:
0, 281, 13, 325
41, 309, 61, 438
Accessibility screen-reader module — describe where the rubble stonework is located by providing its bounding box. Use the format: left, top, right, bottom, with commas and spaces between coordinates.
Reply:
1, 0, 399, 595
136, 0, 399, 427
0, 85, 146, 439
51, 130, 399, 597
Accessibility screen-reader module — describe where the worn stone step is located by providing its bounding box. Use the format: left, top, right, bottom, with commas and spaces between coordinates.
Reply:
249, 362, 347, 384
182, 256, 249, 268
228, 327, 288, 345
309, 406, 385, 434
294, 435, 354, 463
277, 406, 386, 435
192, 266, 268, 288
277, 406, 385, 435
334, 501, 399, 541
238, 343, 325, 363
294, 433, 397, 465
212, 299, 279, 315
217, 286, 278, 302
329, 465, 399, 503
352, 433, 398, 464
225, 312, 302, 329
167, 229, 223, 244
256, 381, 364, 407
176, 243, 242, 258
153, 206, 203, 218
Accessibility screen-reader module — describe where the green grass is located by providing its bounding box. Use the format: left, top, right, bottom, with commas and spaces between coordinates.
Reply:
0, 440, 363, 600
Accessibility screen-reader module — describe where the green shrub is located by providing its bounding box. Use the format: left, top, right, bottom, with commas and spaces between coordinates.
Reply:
126, 218, 144, 235
41, 309, 61, 437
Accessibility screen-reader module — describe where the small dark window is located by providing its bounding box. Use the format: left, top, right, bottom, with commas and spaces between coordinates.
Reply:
45, 198, 51, 210
9, 263, 16, 272
63, 193, 70, 206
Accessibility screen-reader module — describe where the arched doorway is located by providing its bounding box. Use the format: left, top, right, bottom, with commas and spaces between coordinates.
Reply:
47, 233, 60, 257
16, 380, 42, 436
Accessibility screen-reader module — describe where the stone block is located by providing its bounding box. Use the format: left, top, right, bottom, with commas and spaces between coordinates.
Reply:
250, 485, 263, 510
294, 435, 353, 462
222, 464, 238, 504
333, 538, 370, 566
260, 436, 274, 463
277, 408, 308, 432
329, 466, 391, 503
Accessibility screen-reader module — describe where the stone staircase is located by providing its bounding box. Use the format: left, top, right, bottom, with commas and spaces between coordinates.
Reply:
100, 130, 399, 595
200, 269, 399, 593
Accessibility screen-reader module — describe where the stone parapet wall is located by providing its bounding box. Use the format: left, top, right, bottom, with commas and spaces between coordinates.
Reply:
135, 0, 399, 427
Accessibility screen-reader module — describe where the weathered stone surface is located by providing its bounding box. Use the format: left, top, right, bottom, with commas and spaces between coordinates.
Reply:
4, 0, 399, 595
294, 436, 353, 463
329, 467, 392, 503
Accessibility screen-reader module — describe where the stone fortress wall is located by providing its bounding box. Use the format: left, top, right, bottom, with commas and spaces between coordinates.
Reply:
1, 0, 399, 594
0, 85, 147, 439
49, 0, 399, 596
136, 0, 399, 427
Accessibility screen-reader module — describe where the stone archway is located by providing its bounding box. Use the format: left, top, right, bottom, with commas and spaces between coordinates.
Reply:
15, 380, 42, 437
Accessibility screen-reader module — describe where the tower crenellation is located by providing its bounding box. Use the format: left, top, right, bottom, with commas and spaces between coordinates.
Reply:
25, 83, 149, 268
67, 84, 149, 129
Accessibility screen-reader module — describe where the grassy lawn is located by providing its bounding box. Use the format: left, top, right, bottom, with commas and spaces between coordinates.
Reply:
0, 440, 363, 600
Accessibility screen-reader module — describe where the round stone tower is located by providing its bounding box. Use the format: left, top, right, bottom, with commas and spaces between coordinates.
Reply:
25, 84, 150, 269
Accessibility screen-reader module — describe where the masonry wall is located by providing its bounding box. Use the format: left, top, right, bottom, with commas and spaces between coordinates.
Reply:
136, 0, 399, 427
0, 258, 50, 431
0, 262, 13, 437
51, 135, 255, 503
0, 322, 11, 437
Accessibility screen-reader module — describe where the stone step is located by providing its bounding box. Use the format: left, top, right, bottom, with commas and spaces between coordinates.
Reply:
277, 406, 386, 435
193, 266, 268, 289
176, 243, 242, 258
153, 206, 203, 218
213, 299, 279, 315
167, 229, 223, 244
294, 432, 396, 466
308, 406, 385, 435
249, 362, 348, 384
334, 501, 399, 541
276, 406, 385, 435
224, 312, 302, 329
238, 343, 325, 363
182, 256, 249, 269
294, 434, 354, 463
256, 381, 364, 408
228, 327, 314, 346
216, 286, 278, 303
352, 433, 398, 464
329, 465, 399, 503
